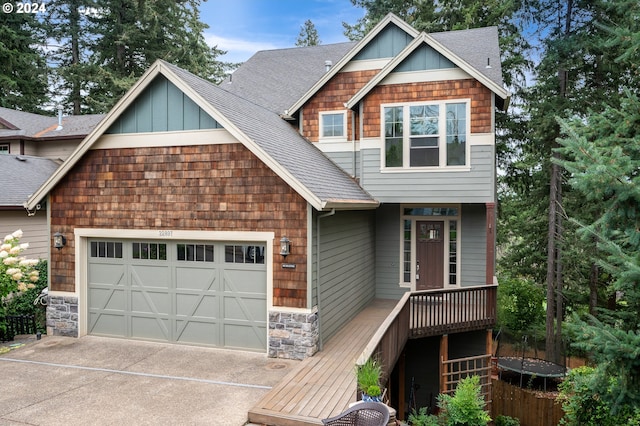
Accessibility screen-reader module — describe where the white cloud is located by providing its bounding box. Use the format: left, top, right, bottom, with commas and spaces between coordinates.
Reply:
205, 33, 281, 64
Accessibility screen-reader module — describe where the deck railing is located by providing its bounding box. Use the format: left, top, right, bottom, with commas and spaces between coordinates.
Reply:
356, 285, 498, 387
409, 285, 497, 338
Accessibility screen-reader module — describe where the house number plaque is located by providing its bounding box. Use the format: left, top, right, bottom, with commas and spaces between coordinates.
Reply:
282, 263, 296, 269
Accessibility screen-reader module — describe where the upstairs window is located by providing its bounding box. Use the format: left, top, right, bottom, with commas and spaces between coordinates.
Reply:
320, 111, 346, 139
383, 101, 468, 168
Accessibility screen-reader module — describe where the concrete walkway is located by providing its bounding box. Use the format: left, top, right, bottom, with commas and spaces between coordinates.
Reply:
0, 335, 296, 425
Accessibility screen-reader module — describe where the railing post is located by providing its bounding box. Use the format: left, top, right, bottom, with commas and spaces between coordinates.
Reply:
439, 334, 449, 394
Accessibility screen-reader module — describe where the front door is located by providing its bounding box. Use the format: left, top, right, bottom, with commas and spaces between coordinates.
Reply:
416, 221, 444, 290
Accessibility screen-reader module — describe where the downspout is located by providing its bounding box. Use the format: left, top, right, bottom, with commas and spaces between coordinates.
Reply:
351, 109, 356, 178
316, 208, 336, 351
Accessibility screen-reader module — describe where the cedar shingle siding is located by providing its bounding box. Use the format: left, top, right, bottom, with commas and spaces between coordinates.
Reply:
49, 143, 308, 307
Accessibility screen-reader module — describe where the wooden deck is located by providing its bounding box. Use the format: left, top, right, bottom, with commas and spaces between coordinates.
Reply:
248, 299, 397, 426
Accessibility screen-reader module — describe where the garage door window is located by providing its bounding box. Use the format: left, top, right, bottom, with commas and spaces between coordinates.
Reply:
225, 245, 265, 264
132, 242, 167, 260
177, 243, 214, 262
90, 241, 123, 258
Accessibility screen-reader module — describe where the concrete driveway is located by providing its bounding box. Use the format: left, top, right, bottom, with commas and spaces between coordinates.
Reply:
0, 335, 296, 425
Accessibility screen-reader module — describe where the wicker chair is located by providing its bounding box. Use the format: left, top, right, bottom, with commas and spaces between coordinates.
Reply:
321, 402, 390, 426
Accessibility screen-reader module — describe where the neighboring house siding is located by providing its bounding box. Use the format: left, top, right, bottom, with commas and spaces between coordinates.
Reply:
360, 145, 495, 203
374, 203, 407, 300
461, 204, 487, 287
25, 139, 82, 161
48, 143, 308, 308
0, 210, 49, 260
303, 70, 378, 142
316, 210, 376, 343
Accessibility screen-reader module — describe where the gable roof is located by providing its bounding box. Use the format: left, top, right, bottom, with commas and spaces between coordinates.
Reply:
281, 14, 508, 115
347, 28, 510, 109
0, 154, 59, 208
222, 42, 356, 115
0, 107, 104, 141
25, 60, 377, 212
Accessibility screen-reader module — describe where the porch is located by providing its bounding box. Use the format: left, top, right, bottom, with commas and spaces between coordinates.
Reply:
248, 285, 497, 426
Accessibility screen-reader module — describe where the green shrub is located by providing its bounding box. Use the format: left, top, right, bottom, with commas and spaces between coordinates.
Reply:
437, 375, 491, 426
496, 276, 545, 340
356, 357, 382, 395
495, 415, 520, 426
408, 407, 439, 426
4, 260, 47, 333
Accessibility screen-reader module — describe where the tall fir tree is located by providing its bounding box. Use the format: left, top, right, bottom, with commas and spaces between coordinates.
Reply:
0, 13, 49, 112
296, 19, 321, 46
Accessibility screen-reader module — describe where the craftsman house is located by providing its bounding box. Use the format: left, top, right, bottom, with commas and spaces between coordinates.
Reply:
26, 14, 507, 411
0, 107, 103, 258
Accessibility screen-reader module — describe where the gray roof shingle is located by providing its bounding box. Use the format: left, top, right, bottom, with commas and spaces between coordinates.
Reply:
0, 154, 59, 207
0, 107, 104, 140
164, 62, 375, 206
222, 42, 356, 114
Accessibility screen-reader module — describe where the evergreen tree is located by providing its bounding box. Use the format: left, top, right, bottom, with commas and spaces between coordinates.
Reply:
296, 19, 321, 46
85, 0, 231, 113
0, 13, 49, 112
45, 0, 95, 114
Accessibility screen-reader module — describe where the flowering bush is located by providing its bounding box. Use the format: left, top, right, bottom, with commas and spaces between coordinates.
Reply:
0, 230, 39, 300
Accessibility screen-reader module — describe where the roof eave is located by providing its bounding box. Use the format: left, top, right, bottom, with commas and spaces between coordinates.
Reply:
286, 13, 419, 115
321, 200, 380, 211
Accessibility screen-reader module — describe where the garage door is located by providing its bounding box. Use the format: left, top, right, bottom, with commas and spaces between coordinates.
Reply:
87, 239, 267, 351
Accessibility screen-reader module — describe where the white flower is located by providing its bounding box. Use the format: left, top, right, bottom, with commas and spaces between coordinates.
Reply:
17, 282, 26, 292
12, 272, 23, 281
1, 244, 11, 251
9, 246, 21, 255
3, 257, 18, 265
19, 243, 29, 250
4, 234, 13, 242
12, 229, 23, 239
6, 268, 20, 275
0, 250, 8, 259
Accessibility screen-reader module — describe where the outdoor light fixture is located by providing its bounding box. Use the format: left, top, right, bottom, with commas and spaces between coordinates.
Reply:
53, 232, 66, 250
279, 236, 290, 258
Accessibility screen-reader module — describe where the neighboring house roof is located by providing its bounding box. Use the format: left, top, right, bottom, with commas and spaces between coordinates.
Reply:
0, 154, 59, 209
222, 42, 356, 115
26, 60, 378, 212
0, 107, 105, 141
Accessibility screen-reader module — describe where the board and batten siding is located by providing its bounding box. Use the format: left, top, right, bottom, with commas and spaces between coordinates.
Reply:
360, 145, 495, 203
0, 210, 49, 260
314, 210, 376, 343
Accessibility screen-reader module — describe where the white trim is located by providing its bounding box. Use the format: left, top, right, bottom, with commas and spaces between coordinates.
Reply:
341, 58, 391, 72
380, 68, 470, 85
73, 228, 275, 342
306, 204, 314, 309
93, 128, 238, 149
398, 204, 461, 290
468, 133, 494, 146
315, 141, 360, 153
319, 110, 347, 141
360, 138, 381, 150
287, 13, 419, 115
380, 99, 471, 170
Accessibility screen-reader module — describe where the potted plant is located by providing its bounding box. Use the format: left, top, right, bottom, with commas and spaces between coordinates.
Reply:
357, 357, 383, 402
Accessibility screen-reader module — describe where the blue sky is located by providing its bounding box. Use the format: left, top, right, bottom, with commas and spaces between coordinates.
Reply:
200, 0, 366, 63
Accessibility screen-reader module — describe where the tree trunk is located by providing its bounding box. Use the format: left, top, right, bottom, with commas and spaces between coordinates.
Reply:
589, 263, 598, 316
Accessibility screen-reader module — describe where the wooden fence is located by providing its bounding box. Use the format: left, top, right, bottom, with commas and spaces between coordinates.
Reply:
491, 379, 564, 426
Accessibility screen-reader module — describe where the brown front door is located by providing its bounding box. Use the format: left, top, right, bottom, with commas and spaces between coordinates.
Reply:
416, 221, 444, 290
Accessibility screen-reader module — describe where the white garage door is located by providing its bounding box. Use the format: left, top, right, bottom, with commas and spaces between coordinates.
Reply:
87, 239, 267, 351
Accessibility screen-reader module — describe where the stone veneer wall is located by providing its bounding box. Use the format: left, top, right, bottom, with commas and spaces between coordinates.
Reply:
269, 310, 319, 360
46, 295, 78, 337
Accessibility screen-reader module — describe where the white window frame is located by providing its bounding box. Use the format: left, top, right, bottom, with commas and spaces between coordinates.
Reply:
319, 110, 347, 141
0, 144, 9, 154
381, 100, 470, 170
398, 204, 461, 290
